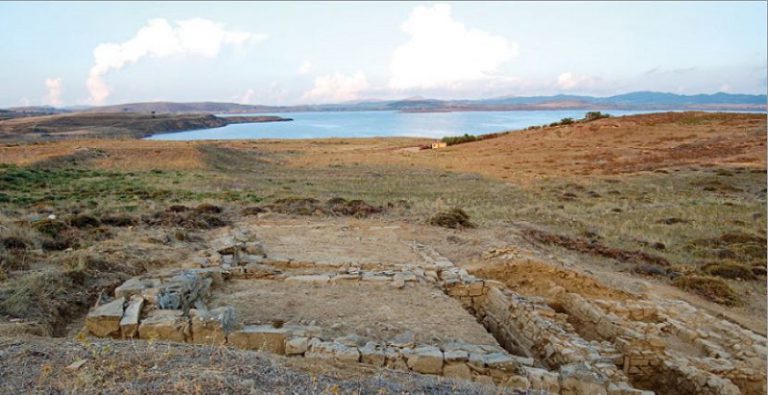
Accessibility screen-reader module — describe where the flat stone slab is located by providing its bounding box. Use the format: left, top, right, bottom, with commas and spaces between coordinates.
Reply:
406, 345, 444, 375
120, 296, 144, 339
86, 297, 125, 337
284, 274, 330, 284
228, 325, 288, 354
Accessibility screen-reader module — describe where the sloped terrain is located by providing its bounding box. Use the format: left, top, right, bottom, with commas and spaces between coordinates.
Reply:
0, 111, 765, 394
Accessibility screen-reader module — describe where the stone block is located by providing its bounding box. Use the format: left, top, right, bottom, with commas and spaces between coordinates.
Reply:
228, 325, 288, 354
190, 306, 238, 345
525, 367, 560, 393
285, 337, 309, 356
444, 349, 469, 362
443, 362, 473, 380
334, 344, 360, 363
406, 345, 443, 375
115, 278, 152, 299
120, 296, 144, 339
285, 274, 330, 284
138, 309, 190, 342
305, 339, 335, 360
86, 297, 125, 337
503, 375, 530, 389
359, 341, 386, 366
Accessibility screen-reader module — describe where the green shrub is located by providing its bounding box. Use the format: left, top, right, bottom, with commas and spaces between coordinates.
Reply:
441, 134, 479, 146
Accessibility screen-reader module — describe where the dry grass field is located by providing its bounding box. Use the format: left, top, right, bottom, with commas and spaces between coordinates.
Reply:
0, 111, 765, 393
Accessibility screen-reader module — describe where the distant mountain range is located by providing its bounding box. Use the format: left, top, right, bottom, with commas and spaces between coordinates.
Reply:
4, 91, 765, 115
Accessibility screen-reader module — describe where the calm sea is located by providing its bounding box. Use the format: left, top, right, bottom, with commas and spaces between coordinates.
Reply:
146, 110, 656, 141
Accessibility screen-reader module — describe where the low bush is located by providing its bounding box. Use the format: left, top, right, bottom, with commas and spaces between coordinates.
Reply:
441, 134, 479, 146
700, 262, 756, 280
585, 111, 611, 121
672, 275, 742, 306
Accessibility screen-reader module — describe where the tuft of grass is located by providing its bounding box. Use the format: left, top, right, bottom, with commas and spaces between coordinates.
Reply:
700, 262, 757, 280
67, 214, 101, 229
32, 219, 68, 238
672, 275, 742, 306
193, 203, 222, 214
428, 208, 476, 229
100, 214, 137, 227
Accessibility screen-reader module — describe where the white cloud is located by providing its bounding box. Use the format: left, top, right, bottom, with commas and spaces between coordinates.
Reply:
302, 71, 369, 103
239, 88, 255, 104
87, 18, 265, 105
298, 61, 312, 75
389, 4, 517, 91
45, 78, 63, 106
556, 72, 596, 90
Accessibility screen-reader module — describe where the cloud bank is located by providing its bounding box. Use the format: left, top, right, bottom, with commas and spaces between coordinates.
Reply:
45, 78, 63, 106
556, 72, 596, 90
302, 71, 369, 103
87, 18, 264, 104
389, 4, 517, 91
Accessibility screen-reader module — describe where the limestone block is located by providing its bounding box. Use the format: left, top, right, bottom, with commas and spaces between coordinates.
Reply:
503, 375, 530, 389
444, 349, 469, 363
359, 342, 386, 366
138, 309, 190, 342
285, 274, 330, 284
190, 306, 238, 345
120, 296, 144, 339
228, 325, 288, 354
330, 273, 360, 282
305, 339, 336, 360
334, 344, 360, 363
285, 337, 309, 356
406, 345, 443, 375
525, 367, 560, 393
86, 297, 125, 337
484, 352, 519, 371
115, 277, 152, 299
384, 346, 408, 370
443, 362, 473, 380
559, 363, 608, 395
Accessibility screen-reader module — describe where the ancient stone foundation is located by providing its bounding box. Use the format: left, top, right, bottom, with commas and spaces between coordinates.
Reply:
84, 231, 767, 394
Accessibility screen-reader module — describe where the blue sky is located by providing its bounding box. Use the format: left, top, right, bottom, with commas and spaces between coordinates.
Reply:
1, 1, 765, 107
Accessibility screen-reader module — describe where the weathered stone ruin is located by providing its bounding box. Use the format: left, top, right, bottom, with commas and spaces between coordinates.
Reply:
84, 226, 767, 394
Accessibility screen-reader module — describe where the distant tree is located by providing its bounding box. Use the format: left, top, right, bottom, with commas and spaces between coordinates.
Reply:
151, 111, 156, 119
559, 117, 574, 125
585, 111, 610, 121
